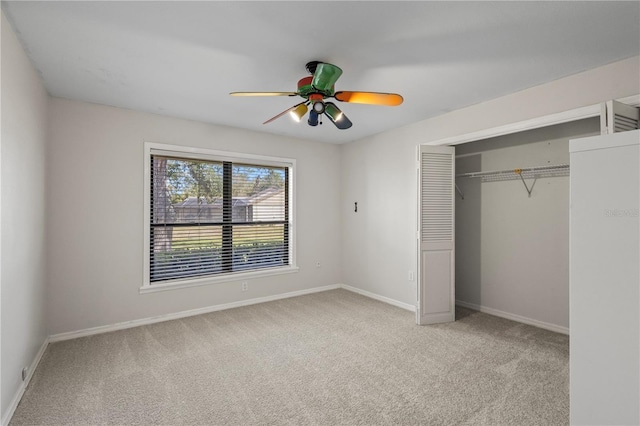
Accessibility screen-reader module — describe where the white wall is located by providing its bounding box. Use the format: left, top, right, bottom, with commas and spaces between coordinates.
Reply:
340, 56, 639, 311
1, 12, 49, 421
454, 119, 599, 330
46, 98, 341, 335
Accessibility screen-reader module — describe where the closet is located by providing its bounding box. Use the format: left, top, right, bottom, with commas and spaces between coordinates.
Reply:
417, 100, 639, 423
452, 118, 600, 332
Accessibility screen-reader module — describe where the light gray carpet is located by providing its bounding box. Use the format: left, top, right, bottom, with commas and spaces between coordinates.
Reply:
11, 289, 569, 425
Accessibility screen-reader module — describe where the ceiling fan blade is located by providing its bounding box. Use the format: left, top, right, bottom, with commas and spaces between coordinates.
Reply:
334, 91, 403, 106
263, 101, 307, 125
230, 92, 298, 97
324, 102, 352, 130
311, 63, 343, 93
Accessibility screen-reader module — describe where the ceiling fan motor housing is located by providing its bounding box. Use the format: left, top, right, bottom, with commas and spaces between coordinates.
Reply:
297, 76, 314, 96
297, 76, 335, 98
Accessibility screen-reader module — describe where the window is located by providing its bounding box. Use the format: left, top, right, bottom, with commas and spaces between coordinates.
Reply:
142, 143, 296, 292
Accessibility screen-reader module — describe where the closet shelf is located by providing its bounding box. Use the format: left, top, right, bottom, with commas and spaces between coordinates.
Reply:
455, 164, 569, 182
455, 164, 569, 198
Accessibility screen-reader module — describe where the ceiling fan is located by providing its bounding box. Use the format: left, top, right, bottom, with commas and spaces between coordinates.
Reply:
230, 61, 403, 130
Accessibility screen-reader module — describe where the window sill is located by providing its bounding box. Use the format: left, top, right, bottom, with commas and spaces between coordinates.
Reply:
140, 266, 299, 294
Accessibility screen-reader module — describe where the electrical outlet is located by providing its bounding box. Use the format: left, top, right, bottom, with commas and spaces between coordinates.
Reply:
241, 281, 248, 292
315, 261, 321, 268
408, 271, 414, 281
22, 367, 28, 381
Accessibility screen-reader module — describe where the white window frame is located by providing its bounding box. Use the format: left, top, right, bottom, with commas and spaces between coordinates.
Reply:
141, 142, 297, 294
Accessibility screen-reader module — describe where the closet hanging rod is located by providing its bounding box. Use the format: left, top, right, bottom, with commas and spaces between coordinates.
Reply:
456, 164, 569, 182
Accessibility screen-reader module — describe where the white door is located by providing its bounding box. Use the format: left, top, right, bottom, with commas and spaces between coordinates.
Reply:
417, 145, 455, 325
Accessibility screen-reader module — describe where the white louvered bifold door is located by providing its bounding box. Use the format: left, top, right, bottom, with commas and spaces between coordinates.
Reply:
601, 100, 640, 134
417, 145, 455, 325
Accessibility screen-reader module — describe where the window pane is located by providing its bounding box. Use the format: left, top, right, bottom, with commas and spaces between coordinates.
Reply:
152, 156, 224, 225
231, 224, 287, 271
232, 164, 286, 222
150, 225, 223, 282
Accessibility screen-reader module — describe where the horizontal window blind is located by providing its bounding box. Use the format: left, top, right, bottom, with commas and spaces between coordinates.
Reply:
150, 155, 289, 282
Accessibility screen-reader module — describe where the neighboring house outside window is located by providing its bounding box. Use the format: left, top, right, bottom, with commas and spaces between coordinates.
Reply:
142, 142, 297, 292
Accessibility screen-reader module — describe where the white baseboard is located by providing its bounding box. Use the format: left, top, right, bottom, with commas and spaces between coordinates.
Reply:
49, 284, 341, 343
340, 284, 416, 312
455, 299, 569, 335
1, 337, 49, 426
48, 283, 419, 343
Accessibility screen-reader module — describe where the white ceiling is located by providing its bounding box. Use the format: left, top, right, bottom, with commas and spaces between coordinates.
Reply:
3, 1, 639, 144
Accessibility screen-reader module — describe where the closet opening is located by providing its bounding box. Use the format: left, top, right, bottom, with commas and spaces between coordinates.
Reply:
452, 117, 600, 333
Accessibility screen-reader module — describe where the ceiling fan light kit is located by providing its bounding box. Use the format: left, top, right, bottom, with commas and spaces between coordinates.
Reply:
230, 61, 403, 130
289, 103, 308, 122
311, 100, 325, 114
308, 110, 320, 127
325, 102, 352, 130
